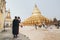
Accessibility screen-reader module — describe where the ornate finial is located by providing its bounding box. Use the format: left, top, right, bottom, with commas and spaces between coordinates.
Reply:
6, 9, 11, 19
32, 4, 41, 15
35, 4, 37, 7
8, 9, 10, 13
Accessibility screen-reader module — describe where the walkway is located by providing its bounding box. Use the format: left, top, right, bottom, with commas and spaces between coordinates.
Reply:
0, 28, 30, 40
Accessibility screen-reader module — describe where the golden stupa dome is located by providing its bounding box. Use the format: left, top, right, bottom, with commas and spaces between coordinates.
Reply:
21, 5, 50, 26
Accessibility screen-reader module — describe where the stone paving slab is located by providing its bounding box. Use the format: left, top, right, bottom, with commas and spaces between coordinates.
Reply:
0, 28, 30, 40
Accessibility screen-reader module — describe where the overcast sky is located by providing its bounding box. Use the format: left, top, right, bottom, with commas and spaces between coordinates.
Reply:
6, 0, 60, 21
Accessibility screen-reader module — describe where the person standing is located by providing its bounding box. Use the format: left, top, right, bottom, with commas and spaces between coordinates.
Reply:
12, 16, 20, 38
35, 24, 37, 30
17, 16, 21, 34
18, 17, 23, 28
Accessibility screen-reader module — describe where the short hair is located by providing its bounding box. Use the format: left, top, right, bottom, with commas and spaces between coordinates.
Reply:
15, 16, 17, 19
18, 17, 20, 19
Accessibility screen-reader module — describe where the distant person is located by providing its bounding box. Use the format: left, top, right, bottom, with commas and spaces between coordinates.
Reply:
12, 16, 20, 38
38, 25, 42, 28
35, 24, 37, 30
42, 23, 47, 29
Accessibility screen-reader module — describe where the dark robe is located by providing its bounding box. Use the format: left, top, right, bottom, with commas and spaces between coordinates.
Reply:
12, 19, 20, 35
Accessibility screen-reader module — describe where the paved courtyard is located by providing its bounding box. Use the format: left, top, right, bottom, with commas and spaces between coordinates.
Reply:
19, 26, 60, 40
0, 26, 60, 40
0, 28, 30, 40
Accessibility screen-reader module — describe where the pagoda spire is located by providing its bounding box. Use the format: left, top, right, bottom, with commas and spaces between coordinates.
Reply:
32, 4, 41, 15
35, 4, 37, 7
6, 9, 11, 19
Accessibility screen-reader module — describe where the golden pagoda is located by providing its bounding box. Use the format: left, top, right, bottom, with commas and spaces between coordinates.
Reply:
21, 5, 50, 26
5, 9, 11, 19
5, 9, 12, 27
